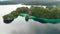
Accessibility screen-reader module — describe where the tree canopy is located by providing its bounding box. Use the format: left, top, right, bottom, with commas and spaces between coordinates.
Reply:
3, 6, 60, 20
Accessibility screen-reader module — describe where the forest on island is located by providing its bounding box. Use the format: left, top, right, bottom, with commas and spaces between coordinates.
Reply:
3, 6, 60, 20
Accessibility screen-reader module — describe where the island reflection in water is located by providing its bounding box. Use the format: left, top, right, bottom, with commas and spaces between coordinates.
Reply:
0, 4, 60, 34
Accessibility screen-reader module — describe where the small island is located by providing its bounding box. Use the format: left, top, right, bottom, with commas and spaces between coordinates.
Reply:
3, 6, 60, 24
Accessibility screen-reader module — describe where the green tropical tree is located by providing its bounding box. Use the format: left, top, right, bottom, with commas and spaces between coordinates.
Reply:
16, 7, 29, 14
50, 7, 60, 19
3, 14, 14, 20
30, 6, 49, 18
10, 11, 20, 17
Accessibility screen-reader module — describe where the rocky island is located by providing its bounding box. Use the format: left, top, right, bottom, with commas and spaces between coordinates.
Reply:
3, 6, 60, 24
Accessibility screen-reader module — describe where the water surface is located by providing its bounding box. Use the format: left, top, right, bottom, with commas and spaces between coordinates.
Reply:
0, 4, 60, 34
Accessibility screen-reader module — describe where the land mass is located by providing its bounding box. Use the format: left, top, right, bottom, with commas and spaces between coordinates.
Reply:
0, 0, 60, 6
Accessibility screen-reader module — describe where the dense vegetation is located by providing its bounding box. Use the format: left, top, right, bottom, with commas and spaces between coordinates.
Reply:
16, 7, 29, 14
3, 7, 29, 20
3, 14, 14, 20
30, 6, 60, 19
3, 6, 60, 21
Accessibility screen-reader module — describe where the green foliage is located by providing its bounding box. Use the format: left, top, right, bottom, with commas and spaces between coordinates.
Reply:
10, 11, 20, 16
30, 6, 49, 18
3, 6, 60, 20
30, 6, 60, 19
50, 7, 60, 19
3, 7, 29, 20
3, 14, 14, 20
16, 7, 29, 14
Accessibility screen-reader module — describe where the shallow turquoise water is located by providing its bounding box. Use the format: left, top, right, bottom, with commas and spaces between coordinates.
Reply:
16, 13, 60, 24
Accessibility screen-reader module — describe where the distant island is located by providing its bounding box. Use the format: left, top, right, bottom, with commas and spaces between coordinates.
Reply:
0, 1, 20, 5
23, 1, 60, 6
0, 0, 60, 6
